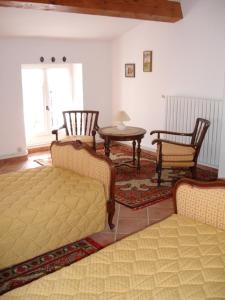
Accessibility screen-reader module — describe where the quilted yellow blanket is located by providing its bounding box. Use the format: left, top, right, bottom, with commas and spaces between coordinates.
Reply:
0, 166, 106, 270
2, 214, 225, 299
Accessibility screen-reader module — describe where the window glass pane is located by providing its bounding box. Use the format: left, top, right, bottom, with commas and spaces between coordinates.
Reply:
22, 68, 45, 137
47, 67, 73, 128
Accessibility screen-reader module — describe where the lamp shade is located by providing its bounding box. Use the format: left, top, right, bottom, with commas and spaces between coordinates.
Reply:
114, 111, 131, 122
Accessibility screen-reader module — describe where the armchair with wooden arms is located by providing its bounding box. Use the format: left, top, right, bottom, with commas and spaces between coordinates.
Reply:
52, 110, 99, 151
150, 118, 210, 186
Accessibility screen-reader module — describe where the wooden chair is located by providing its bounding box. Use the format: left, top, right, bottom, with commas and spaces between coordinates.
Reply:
52, 110, 99, 151
150, 118, 210, 186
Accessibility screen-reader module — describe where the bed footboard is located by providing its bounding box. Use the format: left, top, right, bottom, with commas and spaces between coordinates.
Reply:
174, 178, 225, 230
50, 141, 116, 229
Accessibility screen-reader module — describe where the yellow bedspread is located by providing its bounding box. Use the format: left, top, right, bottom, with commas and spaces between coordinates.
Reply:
0, 166, 106, 269
2, 214, 225, 299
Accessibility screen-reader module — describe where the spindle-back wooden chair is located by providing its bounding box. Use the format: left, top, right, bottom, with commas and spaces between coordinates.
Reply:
52, 110, 99, 151
150, 118, 210, 186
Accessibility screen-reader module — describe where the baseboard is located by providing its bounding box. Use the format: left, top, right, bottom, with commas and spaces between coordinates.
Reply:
0, 154, 28, 166
0, 148, 28, 160
0, 145, 50, 164
141, 145, 157, 156
197, 164, 218, 173
28, 145, 51, 154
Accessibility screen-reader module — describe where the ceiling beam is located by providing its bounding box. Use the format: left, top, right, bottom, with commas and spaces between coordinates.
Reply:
0, 0, 183, 22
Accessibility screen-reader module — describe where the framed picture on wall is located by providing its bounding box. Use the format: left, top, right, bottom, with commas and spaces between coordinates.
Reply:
125, 63, 135, 77
143, 51, 152, 72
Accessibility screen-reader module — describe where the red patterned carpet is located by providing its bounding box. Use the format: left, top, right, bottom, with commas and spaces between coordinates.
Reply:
98, 143, 217, 209
106, 144, 173, 209
0, 237, 102, 295
35, 143, 217, 210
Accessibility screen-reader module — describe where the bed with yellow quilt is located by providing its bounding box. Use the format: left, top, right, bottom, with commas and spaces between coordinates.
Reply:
1, 178, 225, 299
0, 141, 115, 271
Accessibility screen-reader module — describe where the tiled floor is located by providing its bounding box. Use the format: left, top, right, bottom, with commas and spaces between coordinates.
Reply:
0, 150, 175, 248
90, 199, 174, 247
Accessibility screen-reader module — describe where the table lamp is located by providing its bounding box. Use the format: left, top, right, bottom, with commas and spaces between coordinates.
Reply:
114, 110, 130, 130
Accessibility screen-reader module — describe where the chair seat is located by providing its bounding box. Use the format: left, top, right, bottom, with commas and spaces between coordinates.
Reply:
61, 135, 93, 145
158, 142, 196, 167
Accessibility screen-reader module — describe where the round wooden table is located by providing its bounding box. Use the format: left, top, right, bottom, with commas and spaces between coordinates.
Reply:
98, 126, 146, 172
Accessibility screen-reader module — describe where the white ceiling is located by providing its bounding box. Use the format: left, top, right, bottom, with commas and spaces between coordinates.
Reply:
0, 7, 141, 40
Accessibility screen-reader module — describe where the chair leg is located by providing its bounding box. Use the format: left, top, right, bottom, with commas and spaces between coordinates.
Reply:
157, 168, 162, 187
191, 166, 197, 179
107, 200, 115, 230
93, 136, 96, 152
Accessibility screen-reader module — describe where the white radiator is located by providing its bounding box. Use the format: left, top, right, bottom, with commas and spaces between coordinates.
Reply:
164, 95, 224, 168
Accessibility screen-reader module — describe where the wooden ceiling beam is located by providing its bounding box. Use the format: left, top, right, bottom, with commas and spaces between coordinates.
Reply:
0, 0, 183, 22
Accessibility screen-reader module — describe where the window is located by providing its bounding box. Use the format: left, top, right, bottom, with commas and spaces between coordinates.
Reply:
21, 64, 83, 147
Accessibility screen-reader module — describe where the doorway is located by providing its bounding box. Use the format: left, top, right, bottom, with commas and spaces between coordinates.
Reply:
21, 64, 83, 147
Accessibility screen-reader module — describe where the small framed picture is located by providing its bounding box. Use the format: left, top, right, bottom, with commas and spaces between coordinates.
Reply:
143, 50, 152, 72
125, 63, 135, 77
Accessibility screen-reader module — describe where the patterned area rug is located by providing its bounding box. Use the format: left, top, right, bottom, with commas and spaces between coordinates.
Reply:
108, 144, 173, 209
0, 237, 102, 295
110, 144, 217, 209
35, 143, 217, 210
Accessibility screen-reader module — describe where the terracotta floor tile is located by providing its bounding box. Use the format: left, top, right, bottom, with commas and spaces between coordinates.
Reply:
152, 198, 174, 209
114, 202, 120, 216
103, 219, 117, 233
117, 217, 148, 235
0, 159, 40, 174
103, 203, 120, 233
29, 152, 50, 159
148, 218, 165, 226
119, 204, 147, 219
148, 207, 173, 220
116, 233, 131, 241
89, 232, 116, 247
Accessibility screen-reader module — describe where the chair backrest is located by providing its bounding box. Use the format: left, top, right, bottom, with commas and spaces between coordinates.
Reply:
63, 110, 99, 136
191, 118, 210, 156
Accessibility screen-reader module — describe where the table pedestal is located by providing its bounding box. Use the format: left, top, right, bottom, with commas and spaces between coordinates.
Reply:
98, 126, 146, 172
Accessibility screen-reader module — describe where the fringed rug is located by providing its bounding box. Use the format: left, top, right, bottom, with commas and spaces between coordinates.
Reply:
35, 143, 217, 210
0, 237, 102, 295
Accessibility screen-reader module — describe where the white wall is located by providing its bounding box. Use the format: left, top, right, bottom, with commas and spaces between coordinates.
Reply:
0, 38, 112, 158
112, 0, 225, 170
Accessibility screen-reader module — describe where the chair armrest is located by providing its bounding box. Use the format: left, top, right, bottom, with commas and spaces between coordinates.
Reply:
92, 124, 99, 136
52, 125, 66, 140
95, 124, 99, 130
150, 130, 192, 136
174, 178, 225, 230
52, 125, 66, 134
152, 138, 195, 148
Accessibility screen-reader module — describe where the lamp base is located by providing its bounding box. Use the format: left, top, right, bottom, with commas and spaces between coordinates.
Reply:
117, 123, 126, 130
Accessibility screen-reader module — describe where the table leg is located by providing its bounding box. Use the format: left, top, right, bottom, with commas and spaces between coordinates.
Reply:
137, 139, 141, 173
104, 138, 111, 158
132, 140, 136, 165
